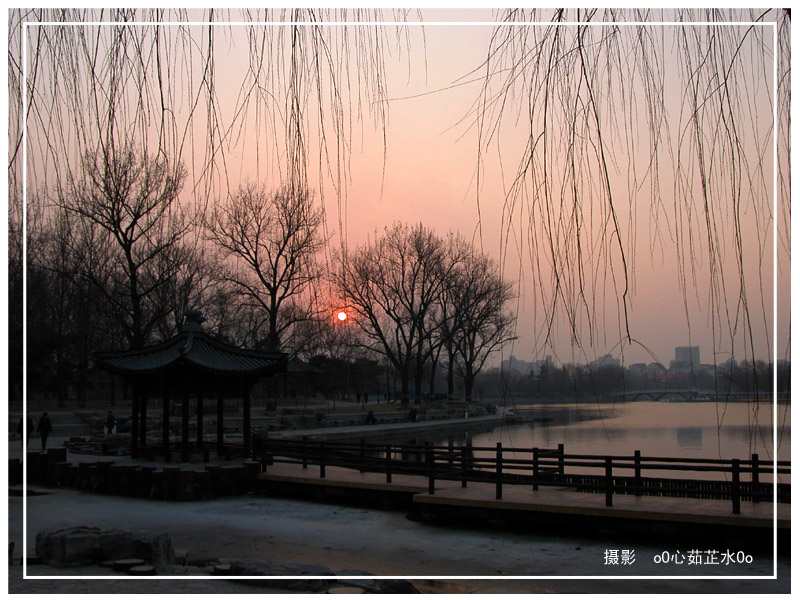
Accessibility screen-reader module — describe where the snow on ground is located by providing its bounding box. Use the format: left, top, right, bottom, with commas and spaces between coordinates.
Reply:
9, 485, 789, 595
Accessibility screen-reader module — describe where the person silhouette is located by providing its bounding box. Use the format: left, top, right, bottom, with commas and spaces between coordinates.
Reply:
36, 413, 53, 451
105, 411, 116, 435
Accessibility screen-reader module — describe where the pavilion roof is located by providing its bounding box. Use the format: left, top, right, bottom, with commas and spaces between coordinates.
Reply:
94, 311, 287, 379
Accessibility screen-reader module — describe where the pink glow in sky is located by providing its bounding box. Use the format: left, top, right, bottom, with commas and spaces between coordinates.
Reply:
25, 11, 786, 368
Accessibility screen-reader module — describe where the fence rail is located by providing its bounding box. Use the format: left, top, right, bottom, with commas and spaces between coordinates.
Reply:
252, 437, 790, 514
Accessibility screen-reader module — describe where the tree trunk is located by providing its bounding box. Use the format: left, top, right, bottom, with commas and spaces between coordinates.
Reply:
414, 360, 424, 404
464, 367, 475, 402
428, 357, 438, 397
399, 365, 410, 405
268, 293, 280, 351
446, 348, 456, 399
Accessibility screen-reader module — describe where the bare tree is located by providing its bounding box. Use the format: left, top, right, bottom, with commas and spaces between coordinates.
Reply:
150, 241, 223, 340
8, 10, 788, 410
426, 232, 473, 398
205, 182, 325, 352
60, 143, 188, 349
334, 223, 449, 404
451, 250, 516, 401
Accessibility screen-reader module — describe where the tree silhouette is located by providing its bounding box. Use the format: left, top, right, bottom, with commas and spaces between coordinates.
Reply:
59, 144, 188, 349
8, 10, 789, 407
334, 223, 450, 404
205, 182, 325, 352
450, 249, 516, 400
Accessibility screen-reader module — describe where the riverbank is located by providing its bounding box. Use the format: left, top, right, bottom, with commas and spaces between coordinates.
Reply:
10, 485, 790, 594
265, 413, 506, 442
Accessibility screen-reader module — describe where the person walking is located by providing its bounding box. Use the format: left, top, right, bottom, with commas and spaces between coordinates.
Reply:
105, 410, 116, 435
36, 413, 52, 451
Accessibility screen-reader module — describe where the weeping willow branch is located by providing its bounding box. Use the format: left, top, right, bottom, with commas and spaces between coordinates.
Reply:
8, 9, 416, 232
473, 8, 788, 368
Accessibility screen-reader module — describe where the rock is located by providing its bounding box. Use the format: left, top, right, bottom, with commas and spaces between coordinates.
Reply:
183, 565, 207, 575
129, 564, 156, 575
214, 558, 335, 592
144, 533, 175, 570
36, 527, 139, 567
112, 558, 145, 571
35, 527, 176, 570
173, 548, 188, 566
334, 569, 420, 594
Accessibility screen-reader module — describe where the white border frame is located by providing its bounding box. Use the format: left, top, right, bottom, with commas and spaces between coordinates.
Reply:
18, 14, 781, 584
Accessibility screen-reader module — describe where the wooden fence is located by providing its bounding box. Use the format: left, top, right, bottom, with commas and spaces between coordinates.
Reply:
252, 437, 791, 514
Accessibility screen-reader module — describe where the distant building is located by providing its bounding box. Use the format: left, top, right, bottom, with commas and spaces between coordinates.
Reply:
502, 355, 534, 374
646, 362, 667, 376
502, 354, 553, 376
675, 346, 700, 367
589, 354, 620, 370
532, 355, 554, 375
628, 363, 648, 375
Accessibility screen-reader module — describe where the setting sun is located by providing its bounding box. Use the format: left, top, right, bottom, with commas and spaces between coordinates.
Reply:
336, 311, 348, 321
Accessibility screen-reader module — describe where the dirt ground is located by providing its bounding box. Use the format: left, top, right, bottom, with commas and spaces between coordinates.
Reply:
8, 484, 790, 595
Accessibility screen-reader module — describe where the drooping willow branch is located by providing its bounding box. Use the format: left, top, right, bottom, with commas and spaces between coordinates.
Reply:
470, 8, 788, 369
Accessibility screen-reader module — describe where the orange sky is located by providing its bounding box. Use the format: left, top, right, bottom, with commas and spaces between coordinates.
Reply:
25, 11, 787, 367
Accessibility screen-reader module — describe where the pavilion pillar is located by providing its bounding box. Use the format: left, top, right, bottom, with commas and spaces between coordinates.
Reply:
243, 383, 252, 458
140, 390, 147, 447
181, 388, 190, 462
162, 387, 170, 462
196, 391, 204, 448
131, 384, 139, 459
217, 390, 224, 456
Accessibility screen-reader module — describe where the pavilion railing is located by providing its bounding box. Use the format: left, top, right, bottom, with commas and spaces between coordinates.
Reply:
251, 437, 790, 515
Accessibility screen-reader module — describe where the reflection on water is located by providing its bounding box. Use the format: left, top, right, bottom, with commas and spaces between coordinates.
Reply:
676, 427, 703, 450
466, 401, 790, 463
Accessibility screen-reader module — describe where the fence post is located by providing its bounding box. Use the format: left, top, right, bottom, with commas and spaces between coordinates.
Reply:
532, 447, 539, 491
605, 457, 613, 507
731, 459, 741, 514
426, 442, 435, 495
385, 444, 392, 483
751, 453, 759, 503
302, 436, 308, 469
359, 439, 366, 473
558, 443, 565, 476
448, 437, 454, 470
496, 442, 503, 500
320, 441, 326, 479
461, 446, 468, 488
634, 450, 642, 496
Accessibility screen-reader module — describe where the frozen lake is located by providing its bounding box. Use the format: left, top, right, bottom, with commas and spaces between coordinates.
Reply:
471, 400, 790, 462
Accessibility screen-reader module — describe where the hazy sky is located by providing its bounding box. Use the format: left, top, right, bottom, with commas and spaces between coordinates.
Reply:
292, 16, 782, 368
24, 10, 786, 367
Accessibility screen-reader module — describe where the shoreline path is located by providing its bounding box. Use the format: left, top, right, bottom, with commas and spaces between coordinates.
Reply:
10, 485, 789, 594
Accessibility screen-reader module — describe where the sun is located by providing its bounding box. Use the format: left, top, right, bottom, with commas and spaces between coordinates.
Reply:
336, 311, 348, 321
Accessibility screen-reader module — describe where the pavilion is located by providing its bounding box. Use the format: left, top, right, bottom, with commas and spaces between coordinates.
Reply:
95, 310, 287, 462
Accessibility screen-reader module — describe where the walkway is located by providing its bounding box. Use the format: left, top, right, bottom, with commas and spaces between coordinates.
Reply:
265, 414, 505, 441
257, 461, 789, 535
